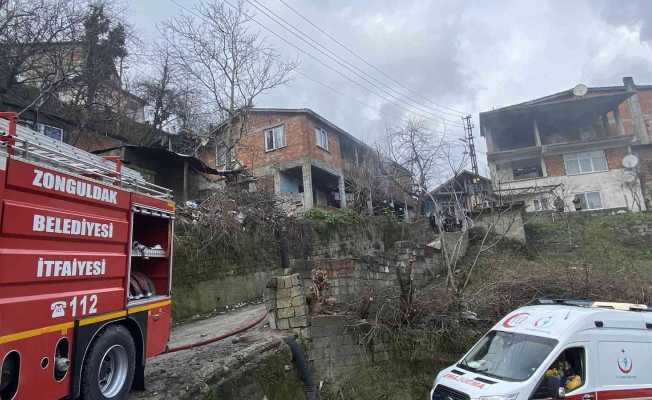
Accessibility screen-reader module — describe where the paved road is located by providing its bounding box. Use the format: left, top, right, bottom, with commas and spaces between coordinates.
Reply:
130, 304, 281, 400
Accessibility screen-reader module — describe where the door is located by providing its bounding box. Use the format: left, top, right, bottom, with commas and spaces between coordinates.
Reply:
531, 343, 595, 400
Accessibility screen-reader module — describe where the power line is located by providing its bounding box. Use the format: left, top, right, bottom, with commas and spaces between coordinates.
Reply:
170, 0, 464, 128
277, 0, 466, 118
246, 0, 464, 127
294, 69, 453, 136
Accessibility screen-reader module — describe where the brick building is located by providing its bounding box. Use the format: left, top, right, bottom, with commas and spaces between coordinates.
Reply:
480, 76, 652, 212
199, 108, 410, 214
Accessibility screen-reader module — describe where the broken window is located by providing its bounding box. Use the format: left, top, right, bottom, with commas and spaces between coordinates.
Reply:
315, 127, 329, 150
574, 191, 602, 210
264, 125, 285, 151
512, 158, 543, 180
563, 151, 607, 175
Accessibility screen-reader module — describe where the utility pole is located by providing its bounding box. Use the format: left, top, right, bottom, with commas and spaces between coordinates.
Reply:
462, 115, 478, 176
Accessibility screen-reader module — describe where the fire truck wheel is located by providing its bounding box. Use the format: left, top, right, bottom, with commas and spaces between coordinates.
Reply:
80, 325, 136, 400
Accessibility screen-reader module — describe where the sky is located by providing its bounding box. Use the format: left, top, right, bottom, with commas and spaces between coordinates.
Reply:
126, 0, 652, 177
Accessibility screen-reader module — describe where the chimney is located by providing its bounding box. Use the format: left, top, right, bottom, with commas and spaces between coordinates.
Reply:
623, 76, 636, 91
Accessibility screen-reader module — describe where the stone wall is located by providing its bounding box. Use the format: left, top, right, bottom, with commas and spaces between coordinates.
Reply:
474, 206, 527, 243
265, 274, 310, 338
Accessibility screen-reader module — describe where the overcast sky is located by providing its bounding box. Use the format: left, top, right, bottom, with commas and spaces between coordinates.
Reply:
126, 0, 652, 177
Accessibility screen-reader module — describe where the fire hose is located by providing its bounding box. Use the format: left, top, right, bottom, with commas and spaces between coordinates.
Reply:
164, 310, 269, 354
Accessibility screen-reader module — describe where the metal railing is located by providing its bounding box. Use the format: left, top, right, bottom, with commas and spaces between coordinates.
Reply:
0, 115, 173, 200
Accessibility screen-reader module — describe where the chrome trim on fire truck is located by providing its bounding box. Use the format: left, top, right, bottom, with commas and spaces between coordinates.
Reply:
0, 117, 173, 199
131, 204, 175, 218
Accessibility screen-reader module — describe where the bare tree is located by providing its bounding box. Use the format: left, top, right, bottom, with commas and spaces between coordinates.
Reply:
382, 117, 449, 216
0, 0, 88, 104
134, 42, 192, 146
163, 0, 297, 168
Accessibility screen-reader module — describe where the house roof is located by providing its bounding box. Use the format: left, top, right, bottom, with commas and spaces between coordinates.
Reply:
478, 79, 651, 135
94, 145, 237, 176
430, 170, 491, 195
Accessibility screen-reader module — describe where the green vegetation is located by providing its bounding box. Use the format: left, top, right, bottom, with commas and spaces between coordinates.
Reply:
304, 208, 364, 224
324, 212, 652, 399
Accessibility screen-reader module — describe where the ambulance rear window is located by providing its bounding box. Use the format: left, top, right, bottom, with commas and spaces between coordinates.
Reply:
459, 331, 558, 382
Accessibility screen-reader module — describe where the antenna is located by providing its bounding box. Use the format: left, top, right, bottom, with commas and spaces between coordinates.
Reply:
462, 115, 479, 176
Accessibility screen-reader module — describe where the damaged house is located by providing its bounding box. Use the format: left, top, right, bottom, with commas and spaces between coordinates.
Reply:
200, 108, 412, 214
480, 76, 651, 213
424, 170, 493, 215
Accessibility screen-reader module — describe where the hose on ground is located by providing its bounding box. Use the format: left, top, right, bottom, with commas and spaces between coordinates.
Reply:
283, 336, 316, 400
164, 310, 268, 354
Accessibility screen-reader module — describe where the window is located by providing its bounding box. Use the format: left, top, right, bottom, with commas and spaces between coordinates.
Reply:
264, 125, 285, 151
563, 151, 608, 175
36, 123, 64, 142
458, 330, 558, 382
216, 143, 227, 167
533, 347, 585, 398
512, 158, 543, 180
574, 191, 602, 210
315, 127, 328, 150
533, 197, 549, 211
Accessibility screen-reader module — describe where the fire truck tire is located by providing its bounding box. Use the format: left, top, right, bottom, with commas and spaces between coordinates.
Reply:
80, 325, 136, 400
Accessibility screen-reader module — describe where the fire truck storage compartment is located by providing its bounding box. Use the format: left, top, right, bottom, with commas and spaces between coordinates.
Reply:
129, 207, 172, 302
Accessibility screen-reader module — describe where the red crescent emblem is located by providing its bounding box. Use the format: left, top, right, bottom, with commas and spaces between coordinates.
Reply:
503, 312, 530, 328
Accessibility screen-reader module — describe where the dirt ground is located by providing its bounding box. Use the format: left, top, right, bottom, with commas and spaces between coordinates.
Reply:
130, 304, 283, 400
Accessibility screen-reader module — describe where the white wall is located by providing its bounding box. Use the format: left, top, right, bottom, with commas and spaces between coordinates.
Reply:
494, 168, 646, 212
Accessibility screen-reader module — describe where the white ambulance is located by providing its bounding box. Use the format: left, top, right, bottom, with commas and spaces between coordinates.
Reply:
430, 300, 652, 400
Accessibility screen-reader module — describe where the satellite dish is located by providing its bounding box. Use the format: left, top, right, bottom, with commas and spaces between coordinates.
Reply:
573, 84, 588, 97
623, 154, 639, 169
623, 170, 637, 184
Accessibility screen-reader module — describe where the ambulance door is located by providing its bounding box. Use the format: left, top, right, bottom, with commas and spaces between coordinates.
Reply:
532, 342, 595, 400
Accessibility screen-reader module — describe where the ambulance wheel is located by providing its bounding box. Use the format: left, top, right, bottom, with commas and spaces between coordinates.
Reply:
81, 325, 136, 400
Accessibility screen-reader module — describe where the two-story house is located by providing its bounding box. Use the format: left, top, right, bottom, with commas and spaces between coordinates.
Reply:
480, 77, 651, 213
200, 108, 411, 214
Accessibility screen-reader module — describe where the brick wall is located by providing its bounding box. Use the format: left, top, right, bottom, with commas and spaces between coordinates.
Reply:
637, 89, 652, 142
637, 146, 652, 207
236, 112, 312, 170
304, 116, 344, 170
544, 155, 565, 177
617, 100, 635, 135
228, 111, 345, 173
606, 147, 626, 170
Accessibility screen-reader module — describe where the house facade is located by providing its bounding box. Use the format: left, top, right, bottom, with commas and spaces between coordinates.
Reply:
425, 170, 493, 214
480, 77, 651, 213
200, 108, 411, 213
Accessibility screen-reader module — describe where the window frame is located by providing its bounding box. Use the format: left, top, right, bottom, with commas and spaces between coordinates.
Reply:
563, 151, 608, 175
574, 191, 603, 210
36, 123, 64, 142
534, 346, 587, 398
533, 197, 549, 211
315, 127, 329, 151
264, 124, 286, 152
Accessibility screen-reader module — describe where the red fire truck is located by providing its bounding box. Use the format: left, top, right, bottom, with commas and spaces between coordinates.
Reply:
0, 112, 175, 400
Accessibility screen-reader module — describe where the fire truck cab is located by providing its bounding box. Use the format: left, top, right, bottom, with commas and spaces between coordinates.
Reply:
0, 113, 175, 400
